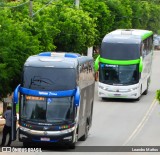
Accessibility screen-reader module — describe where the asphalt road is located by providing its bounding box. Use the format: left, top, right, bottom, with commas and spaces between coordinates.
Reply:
1, 50, 160, 155
83, 50, 160, 147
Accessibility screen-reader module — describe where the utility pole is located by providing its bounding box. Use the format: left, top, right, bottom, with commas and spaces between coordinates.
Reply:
75, 0, 80, 8
29, 0, 33, 17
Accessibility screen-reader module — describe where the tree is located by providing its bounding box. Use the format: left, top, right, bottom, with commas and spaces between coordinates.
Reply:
80, 0, 113, 45
105, 0, 132, 30
146, 4, 160, 33
0, 1, 97, 97
0, 0, 160, 97
37, 2, 97, 54
0, 9, 40, 97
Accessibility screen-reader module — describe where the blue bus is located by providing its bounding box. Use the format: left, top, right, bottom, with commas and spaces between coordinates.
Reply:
12, 52, 95, 148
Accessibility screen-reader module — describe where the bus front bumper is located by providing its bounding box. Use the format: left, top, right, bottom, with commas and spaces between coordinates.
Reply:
98, 83, 140, 99
18, 126, 75, 145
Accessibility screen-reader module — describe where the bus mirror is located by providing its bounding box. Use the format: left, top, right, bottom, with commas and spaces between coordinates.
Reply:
74, 87, 80, 107
13, 84, 21, 104
139, 57, 143, 72
94, 55, 100, 71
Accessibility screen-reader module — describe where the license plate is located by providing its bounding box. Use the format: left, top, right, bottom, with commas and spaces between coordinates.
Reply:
40, 138, 50, 141
114, 94, 121, 96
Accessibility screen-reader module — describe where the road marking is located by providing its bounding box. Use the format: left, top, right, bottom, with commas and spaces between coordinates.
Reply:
123, 98, 157, 146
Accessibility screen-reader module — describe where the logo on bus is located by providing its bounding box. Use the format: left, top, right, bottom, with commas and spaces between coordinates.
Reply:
43, 131, 48, 135
43, 126, 49, 130
49, 92, 57, 96
39, 92, 48, 95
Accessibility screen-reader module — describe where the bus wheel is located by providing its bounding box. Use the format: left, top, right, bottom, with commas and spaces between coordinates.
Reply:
69, 142, 76, 149
79, 122, 89, 141
23, 142, 30, 148
102, 97, 106, 101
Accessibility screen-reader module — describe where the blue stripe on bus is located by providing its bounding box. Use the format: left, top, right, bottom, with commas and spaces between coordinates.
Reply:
65, 53, 79, 58
19, 87, 76, 97
38, 52, 81, 58
38, 52, 51, 56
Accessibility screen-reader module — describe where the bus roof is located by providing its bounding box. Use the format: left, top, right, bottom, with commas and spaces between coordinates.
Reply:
103, 29, 153, 43
24, 52, 93, 68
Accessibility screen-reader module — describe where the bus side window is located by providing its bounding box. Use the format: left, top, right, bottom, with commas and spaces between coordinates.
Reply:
140, 43, 144, 56
142, 44, 146, 58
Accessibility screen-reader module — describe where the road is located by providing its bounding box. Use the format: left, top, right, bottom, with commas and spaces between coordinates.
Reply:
1, 50, 160, 155
82, 50, 160, 147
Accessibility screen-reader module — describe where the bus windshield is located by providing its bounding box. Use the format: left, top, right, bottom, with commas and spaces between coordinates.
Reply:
99, 64, 139, 85
101, 43, 140, 60
21, 96, 74, 123
23, 67, 76, 91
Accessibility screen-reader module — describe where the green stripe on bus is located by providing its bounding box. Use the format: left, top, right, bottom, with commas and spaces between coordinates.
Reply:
141, 31, 153, 40
94, 55, 100, 71
99, 58, 140, 65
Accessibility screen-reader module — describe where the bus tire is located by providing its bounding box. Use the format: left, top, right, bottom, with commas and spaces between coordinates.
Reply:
69, 142, 76, 149
102, 97, 106, 101
23, 142, 30, 148
136, 96, 140, 101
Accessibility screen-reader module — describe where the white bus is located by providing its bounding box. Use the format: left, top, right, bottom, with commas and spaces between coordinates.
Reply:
95, 29, 153, 100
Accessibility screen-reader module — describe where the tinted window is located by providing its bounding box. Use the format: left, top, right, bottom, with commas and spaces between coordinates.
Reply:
101, 42, 140, 60
23, 67, 76, 90
21, 96, 74, 123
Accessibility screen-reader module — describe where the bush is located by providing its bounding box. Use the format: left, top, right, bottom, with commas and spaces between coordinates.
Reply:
156, 90, 160, 103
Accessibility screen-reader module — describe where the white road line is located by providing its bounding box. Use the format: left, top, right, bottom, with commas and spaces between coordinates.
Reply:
123, 99, 157, 146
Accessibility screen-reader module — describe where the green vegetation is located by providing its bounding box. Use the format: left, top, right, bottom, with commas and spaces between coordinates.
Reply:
0, 0, 160, 97
16, 103, 19, 113
156, 90, 160, 103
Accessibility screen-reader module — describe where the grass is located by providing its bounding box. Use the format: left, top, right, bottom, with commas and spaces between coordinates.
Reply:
16, 103, 19, 113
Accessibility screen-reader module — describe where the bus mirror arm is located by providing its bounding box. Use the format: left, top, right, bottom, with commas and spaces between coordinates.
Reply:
94, 55, 100, 71
139, 57, 143, 72
13, 84, 21, 104
74, 87, 80, 107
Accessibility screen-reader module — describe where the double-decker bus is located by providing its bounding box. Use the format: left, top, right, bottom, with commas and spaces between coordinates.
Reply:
12, 52, 95, 148
95, 29, 153, 100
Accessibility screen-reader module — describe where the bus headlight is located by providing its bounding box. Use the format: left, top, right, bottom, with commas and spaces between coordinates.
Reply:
129, 87, 138, 91
20, 134, 28, 139
63, 136, 72, 140
19, 126, 30, 132
61, 126, 75, 134
99, 85, 108, 90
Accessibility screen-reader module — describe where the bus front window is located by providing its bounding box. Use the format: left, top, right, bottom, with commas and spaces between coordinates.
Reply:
21, 96, 74, 123
99, 64, 139, 85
